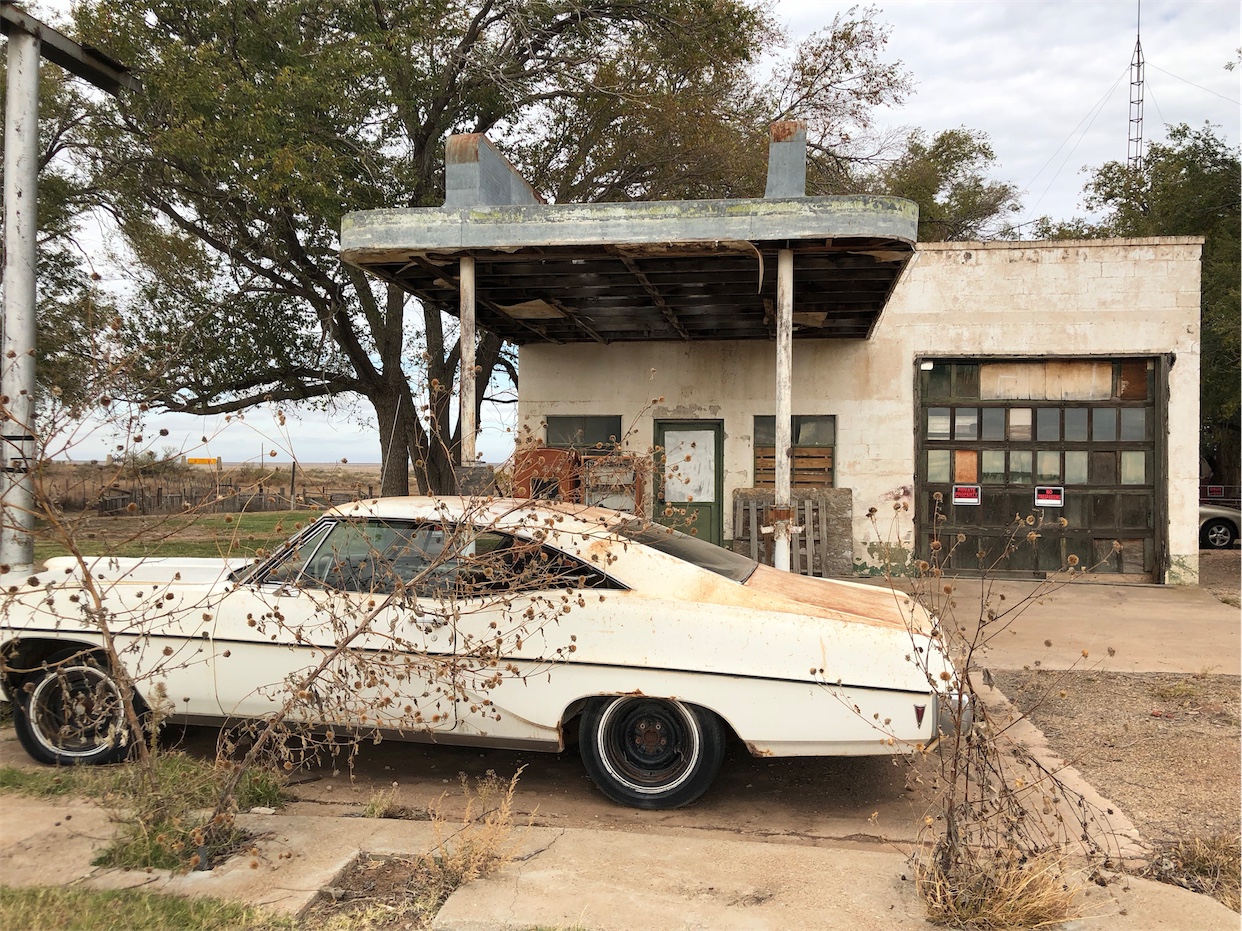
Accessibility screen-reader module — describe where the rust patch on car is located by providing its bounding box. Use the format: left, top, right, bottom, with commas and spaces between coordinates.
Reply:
744, 741, 774, 757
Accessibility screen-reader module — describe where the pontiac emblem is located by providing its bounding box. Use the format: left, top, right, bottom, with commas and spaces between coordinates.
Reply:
914, 704, 926, 727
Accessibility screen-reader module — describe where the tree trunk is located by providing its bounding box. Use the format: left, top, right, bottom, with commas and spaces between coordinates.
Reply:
374, 386, 411, 497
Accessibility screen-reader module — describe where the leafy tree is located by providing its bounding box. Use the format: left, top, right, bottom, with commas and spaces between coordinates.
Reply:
1039, 123, 1241, 485
870, 127, 1021, 241
71, 0, 913, 492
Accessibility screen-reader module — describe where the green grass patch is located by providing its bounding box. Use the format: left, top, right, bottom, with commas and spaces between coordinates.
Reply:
35, 539, 257, 562
0, 764, 110, 798
34, 511, 311, 563
0, 752, 283, 811
0, 886, 294, 931
2, 751, 285, 872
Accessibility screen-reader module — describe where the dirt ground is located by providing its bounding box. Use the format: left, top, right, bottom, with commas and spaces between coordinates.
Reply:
1199, 547, 1241, 606
994, 668, 1241, 847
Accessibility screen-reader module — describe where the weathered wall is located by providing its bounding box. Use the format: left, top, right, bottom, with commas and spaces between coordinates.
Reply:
517, 238, 1203, 583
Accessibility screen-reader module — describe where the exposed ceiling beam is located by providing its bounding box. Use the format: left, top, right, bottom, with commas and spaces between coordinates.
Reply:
610, 248, 690, 341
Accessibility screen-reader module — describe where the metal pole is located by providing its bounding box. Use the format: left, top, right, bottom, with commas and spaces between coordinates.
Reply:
1, 28, 41, 573
459, 255, 477, 465
773, 248, 793, 572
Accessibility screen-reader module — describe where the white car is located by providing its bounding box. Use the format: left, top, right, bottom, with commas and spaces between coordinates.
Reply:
1, 497, 962, 809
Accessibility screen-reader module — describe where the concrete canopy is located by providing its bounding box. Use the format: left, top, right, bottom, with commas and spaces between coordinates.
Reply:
339, 132, 918, 345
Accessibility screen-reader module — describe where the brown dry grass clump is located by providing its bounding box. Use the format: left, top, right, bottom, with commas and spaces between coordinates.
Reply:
1144, 833, 1241, 912
305, 768, 525, 930
916, 848, 1078, 931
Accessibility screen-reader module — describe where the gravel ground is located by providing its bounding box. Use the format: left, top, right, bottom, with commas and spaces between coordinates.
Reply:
995, 668, 1240, 847
991, 549, 1240, 902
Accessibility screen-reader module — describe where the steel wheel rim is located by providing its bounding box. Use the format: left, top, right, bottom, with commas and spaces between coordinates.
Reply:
28, 664, 125, 758
596, 698, 700, 796
1206, 523, 1232, 547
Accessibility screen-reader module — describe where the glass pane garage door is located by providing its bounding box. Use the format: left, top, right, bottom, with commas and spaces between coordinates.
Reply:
916, 359, 1161, 578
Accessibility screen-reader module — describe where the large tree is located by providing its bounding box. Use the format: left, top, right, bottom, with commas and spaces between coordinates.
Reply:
868, 127, 1021, 241
72, 0, 912, 492
1038, 123, 1241, 485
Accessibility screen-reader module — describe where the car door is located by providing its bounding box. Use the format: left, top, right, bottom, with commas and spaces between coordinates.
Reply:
434, 526, 626, 742
212, 518, 459, 732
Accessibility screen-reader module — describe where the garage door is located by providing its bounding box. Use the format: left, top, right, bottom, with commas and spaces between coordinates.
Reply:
916, 359, 1163, 579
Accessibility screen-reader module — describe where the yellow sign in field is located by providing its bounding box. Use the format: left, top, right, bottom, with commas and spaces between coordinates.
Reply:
186, 457, 218, 465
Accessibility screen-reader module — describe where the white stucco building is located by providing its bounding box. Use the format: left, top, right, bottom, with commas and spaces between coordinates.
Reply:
516, 237, 1202, 584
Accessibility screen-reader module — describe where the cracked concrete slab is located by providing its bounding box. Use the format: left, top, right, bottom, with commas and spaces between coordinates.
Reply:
0, 797, 1235, 929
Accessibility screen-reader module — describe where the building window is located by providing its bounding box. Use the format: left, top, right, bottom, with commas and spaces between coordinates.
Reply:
753, 415, 836, 488
545, 415, 623, 451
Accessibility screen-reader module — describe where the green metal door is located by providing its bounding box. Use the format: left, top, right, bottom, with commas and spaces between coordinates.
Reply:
653, 420, 724, 545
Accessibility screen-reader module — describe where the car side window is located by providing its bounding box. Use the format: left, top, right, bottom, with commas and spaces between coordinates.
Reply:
431, 528, 623, 597
261, 521, 335, 586
262, 519, 432, 594
261, 519, 623, 596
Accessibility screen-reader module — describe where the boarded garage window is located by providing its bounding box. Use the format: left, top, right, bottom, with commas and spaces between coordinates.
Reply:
754, 415, 836, 488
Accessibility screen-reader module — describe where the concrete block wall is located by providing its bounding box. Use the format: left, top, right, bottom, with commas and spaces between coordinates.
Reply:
517, 237, 1203, 583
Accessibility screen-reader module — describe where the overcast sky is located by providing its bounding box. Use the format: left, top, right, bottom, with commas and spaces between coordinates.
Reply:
42, 0, 1241, 466
785, 0, 1240, 226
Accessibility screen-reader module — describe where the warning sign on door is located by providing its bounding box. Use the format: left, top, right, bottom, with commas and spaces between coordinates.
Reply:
1034, 485, 1064, 508
952, 485, 981, 506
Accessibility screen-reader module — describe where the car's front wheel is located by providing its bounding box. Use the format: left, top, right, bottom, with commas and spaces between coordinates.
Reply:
579, 696, 725, 809
1201, 518, 1238, 549
13, 649, 137, 766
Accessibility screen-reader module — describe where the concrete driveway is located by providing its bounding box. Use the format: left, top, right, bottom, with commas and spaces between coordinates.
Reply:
858, 569, 1240, 674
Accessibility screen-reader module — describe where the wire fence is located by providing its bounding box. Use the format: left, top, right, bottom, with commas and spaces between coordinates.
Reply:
43, 477, 378, 515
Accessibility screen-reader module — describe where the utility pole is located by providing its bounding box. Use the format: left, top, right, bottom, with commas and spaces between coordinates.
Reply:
0, 3, 140, 573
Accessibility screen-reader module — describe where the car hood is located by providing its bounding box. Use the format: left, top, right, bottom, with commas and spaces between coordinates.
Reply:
40, 556, 247, 587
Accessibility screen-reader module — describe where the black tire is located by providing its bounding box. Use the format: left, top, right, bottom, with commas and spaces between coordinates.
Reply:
579, 696, 725, 810
13, 648, 136, 766
1201, 518, 1237, 550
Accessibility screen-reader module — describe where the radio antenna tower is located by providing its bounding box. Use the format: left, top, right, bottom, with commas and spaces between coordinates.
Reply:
1127, 0, 1145, 170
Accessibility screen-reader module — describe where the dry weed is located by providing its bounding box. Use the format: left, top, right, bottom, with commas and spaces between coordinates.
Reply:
360, 786, 424, 821
1148, 678, 1200, 702
916, 847, 1078, 930
1144, 833, 1241, 912
306, 767, 526, 928
422, 766, 526, 897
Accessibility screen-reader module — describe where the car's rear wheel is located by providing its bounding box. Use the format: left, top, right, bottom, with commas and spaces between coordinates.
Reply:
1201, 518, 1237, 549
13, 649, 136, 766
579, 696, 724, 809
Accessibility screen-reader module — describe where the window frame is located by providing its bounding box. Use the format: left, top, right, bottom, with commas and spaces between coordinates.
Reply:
752, 414, 837, 489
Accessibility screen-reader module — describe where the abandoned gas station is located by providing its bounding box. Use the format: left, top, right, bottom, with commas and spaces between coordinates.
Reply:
341, 124, 1202, 586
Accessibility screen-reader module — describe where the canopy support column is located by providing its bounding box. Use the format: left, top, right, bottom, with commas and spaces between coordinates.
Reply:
459, 255, 477, 465
773, 247, 794, 572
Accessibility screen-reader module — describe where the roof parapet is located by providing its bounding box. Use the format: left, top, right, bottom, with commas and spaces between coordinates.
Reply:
764, 120, 807, 199
444, 133, 545, 208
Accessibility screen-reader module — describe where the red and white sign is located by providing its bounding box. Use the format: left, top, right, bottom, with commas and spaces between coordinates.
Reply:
1035, 485, 1064, 508
1206, 485, 1225, 498
952, 485, 981, 506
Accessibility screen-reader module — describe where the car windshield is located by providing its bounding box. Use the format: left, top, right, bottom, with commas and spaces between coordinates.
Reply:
613, 519, 758, 582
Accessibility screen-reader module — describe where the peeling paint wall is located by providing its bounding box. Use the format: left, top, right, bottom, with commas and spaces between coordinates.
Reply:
517, 238, 1202, 584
